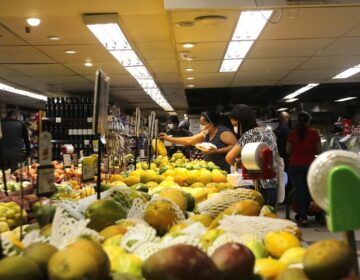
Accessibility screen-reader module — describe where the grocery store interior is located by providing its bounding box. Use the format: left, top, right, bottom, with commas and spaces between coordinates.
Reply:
0, 0, 360, 279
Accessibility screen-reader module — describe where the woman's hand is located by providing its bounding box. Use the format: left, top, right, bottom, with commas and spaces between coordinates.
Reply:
159, 132, 168, 140
202, 147, 217, 155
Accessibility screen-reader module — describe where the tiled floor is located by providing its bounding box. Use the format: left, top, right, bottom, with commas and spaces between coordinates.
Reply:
278, 208, 360, 267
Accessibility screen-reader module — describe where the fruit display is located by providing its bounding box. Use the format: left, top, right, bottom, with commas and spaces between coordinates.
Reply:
0, 151, 356, 280
0, 201, 27, 232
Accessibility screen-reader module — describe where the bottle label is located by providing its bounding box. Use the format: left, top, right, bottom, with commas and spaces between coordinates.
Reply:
73, 129, 78, 136
82, 129, 87, 135
69, 129, 73, 135
87, 129, 93, 135
56, 117, 61, 123
87, 117, 93, 123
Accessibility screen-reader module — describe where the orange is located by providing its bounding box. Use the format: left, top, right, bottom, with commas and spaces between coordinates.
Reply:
264, 231, 301, 258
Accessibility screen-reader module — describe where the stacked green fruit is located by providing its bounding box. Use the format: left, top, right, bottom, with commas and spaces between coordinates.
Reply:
0, 202, 27, 232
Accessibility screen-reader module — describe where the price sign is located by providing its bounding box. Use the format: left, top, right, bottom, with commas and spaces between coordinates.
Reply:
63, 154, 72, 168
82, 156, 95, 182
37, 165, 55, 196
39, 132, 52, 165
56, 117, 61, 123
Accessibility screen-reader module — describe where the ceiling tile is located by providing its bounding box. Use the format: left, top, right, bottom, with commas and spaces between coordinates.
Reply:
122, 14, 172, 43
2, 76, 49, 92
64, 62, 128, 76
282, 69, 340, 81
37, 45, 114, 63
147, 59, 178, 73
240, 57, 308, 71
261, 7, 360, 40
177, 42, 227, 61
0, 65, 23, 77
234, 70, 288, 82
183, 73, 233, 85
136, 42, 175, 60
5, 64, 75, 76
0, 25, 27, 45
180, 60, 222, 73
231, 81, 279, 87
299, 56, 360, 70
0, 46, 54, 63
155, 73, 181, 83
171, 10, 238, 43
249, 38, 333, 58
320, 37, 360, 56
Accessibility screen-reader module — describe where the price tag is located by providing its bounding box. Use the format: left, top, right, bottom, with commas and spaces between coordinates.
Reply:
92, 140, 99, 152
104, 157, 109, 173
87, 117, 93, 123
73, 154, 78, 167
56, 117, 61, 123
82, 156, 95, 182
37, 165, 55, 196
63, 154, 72, 168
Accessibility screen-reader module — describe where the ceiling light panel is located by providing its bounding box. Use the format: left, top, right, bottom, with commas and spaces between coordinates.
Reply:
232, 11, 273, 41
285, 98, 298, 103
332, 64, 360, 79
85, 15, 173, 111
335, 97, 357, 102
220, 10, 273, 73
284, 83, 319, 99
0, 82, 47, 101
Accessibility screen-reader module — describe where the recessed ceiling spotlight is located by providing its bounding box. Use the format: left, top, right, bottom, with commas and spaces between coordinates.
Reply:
26, 17, 41, 26
175, 21, 195, 27
186, 77, 195, 80
185, 68, 195, 72
65, 50, 77, 54
84, 62, 93, 67
47, 35, 61, 40
183, 43, 196, 49
195, 15, 227, 26
187, 84, 195, 88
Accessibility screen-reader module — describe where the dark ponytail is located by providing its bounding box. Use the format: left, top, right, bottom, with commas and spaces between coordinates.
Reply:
297, 111, 310, 141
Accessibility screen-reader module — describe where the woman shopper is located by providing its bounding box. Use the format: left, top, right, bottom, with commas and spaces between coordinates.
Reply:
287, 111, 321, 227
159, 111, 237, 173
226, 104, 279, 206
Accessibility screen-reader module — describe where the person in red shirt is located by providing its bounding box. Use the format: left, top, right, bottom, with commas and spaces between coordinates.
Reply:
287, 111, 322, 226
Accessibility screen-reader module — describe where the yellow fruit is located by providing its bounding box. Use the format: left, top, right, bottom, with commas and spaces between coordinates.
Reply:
100, 225, 128, 240
123, 176, 140, 187
212, 173, 227, 183
255, 258, 286, 279
0, 221, 10, 233
190, 214, 213, 227
103, 245, 125, 271
158, 188, 187, 211
279, 247, 306, 266
186, 170, 199, 185
103, 234, 124, 247
144, 199, 179, 235
189, 187, 207, 203
48, 248, 99, 280
209, 200, 261, 229
141, 170, 158, 183
110, 174, 124, 183
163, 169, 176, 177
145, 181, 158, 189
0, 256, 43, 280
23, 242, 58, 276
112, 253, 143, 277
158, 177, 179, 188
174, 174, 187, 186
190, 182, 205, 188
169, 223, 188, 233
40, 224, 52, 237
130, 169, 145, 178
198, 170, 212, 185
200, 229, 224, 250
264, 231, 301, 258
80, 186, 96, 198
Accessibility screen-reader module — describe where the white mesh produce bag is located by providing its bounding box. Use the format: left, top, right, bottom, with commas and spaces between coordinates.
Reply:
55, 200, 84, 220
0, 235, 19, 257
218, 215, 299, 239
121, 223, 158, 253
160, 233, 202, 250
49, 206, 100, 249
127, 198, 147, 219
133, 242, 162, 261
197, 189, 263, 218
22, 230, 49, 247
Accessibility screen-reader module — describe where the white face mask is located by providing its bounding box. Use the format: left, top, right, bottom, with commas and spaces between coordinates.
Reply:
168, 123, 175, 130
233, 126, 238, 134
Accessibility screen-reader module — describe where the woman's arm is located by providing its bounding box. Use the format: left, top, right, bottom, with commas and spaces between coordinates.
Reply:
159, 132, 204, 146
225, 144, 242, 165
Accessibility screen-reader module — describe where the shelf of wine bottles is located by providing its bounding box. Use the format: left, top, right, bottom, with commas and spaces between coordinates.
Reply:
42, 97, 95, 159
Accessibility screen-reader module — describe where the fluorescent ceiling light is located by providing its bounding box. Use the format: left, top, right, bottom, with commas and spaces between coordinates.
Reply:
185, 68, 195, 72
332, 64, 360, 79
285, 98, 298, 103
65, 50, 77, 54
232, 11, 273, 41
110, 50, 142, 67
85, 14, 173, 111
187, 84, 195, 88
219, 10, 272, 73
0, 82, 47, 101
335, 97, 357, 102
277, 108, 288, 111
26, 17, 41, 27
47, 36, 61, 40
284, 83, 319, 99
220, 59, 243, 72
186, 77, 195, 80
84, 62, 93, 67
224, 41, 253, 59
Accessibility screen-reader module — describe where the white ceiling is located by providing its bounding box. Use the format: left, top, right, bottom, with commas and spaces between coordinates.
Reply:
0, 1, 360, 112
